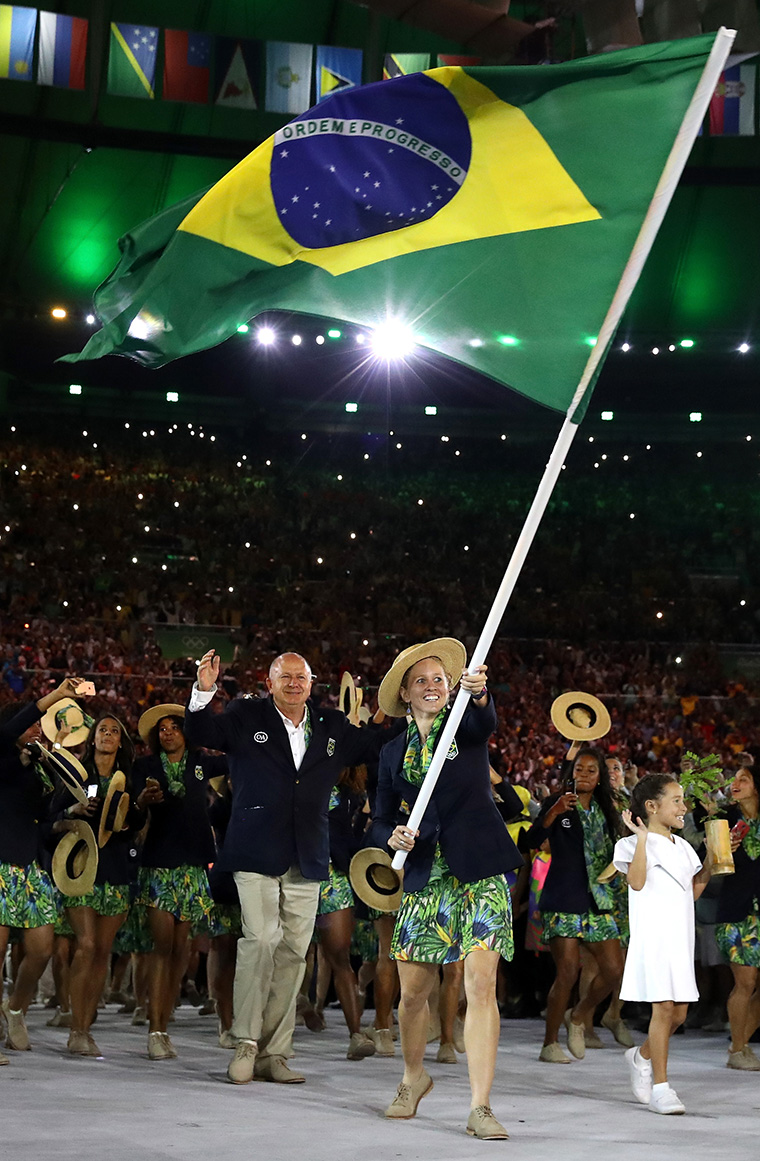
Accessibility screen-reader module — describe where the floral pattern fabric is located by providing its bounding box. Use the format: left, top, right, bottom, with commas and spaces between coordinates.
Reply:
391, 852, 513, 965
716, 906, 760, 968
64, 883, 130, 916
137, 864, 215, 928
0, 861, 57, 928
160, 751, 188, 798
402, 709, 447, 787
577, 798, 615, 911
317, 864, 355, 916
542, 909, 620, 943
211, 902, 243, 938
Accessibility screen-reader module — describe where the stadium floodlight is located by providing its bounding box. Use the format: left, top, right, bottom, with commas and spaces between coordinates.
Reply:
680, 338, 694, 348
345, 402, 358, 413
425, 406, 437, 416
601, 411, 614, 421
69, 384, 82, 395
370, 319, 416, 359
327, 329, 342, 339
256, 326, 276, 345
166, 391, 179, 403
236, 324, 249, 333
689, 412, 702, 423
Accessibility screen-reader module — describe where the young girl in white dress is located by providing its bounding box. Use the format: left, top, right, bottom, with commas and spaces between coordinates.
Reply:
613, 774, 713, 1115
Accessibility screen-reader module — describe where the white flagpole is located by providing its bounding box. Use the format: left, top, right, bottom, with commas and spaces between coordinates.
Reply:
392, 28, 736, 872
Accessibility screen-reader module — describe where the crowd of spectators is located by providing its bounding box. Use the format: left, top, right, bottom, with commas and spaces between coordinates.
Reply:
2, 429, 759, 787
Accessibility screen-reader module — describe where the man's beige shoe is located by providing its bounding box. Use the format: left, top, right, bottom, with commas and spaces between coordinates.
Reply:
131, 1006, 147, 1026
227, 1039, 258, 1084
384, 1070, 433, 1118
0, 1049, 9, 1066
466, 1105, 509, 1139
254, 1054, 305, 1083
539, 1041, 571, 1063
436, 1041, 458, 1064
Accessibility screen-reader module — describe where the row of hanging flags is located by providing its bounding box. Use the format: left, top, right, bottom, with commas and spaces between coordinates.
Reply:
0, 6, 757, 133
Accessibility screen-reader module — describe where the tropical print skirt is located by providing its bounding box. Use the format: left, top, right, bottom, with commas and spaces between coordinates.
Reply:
317, 865, 355, 917
351, 917, 379, 962
211, 902, 243, 939
64, 883, 131, 917
137, 864, 215, 929
610, 874, 630, 948
716, 906, 760, 968
0, 861, 57, 928
542, 909, 619, 944
391, 857, 513, 965
112, 899, 153, 954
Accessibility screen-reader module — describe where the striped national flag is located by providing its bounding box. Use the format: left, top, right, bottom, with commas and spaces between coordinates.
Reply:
38, 11, 87, 89
0, 4, 37, 81
710, 63, 756, 136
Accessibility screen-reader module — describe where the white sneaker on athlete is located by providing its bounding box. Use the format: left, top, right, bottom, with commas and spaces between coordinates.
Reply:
625, 1045, 652, 1104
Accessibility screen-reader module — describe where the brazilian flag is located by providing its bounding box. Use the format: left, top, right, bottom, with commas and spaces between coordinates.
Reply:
66, 37, 716, 416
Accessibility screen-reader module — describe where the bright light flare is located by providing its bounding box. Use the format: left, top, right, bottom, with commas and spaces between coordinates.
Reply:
370, 320, 416, 360
256, 326, 276, 346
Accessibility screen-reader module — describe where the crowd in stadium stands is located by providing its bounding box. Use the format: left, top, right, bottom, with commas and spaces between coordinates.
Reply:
2, 432, 759, 784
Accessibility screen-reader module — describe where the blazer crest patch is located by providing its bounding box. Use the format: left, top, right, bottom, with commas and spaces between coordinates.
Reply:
446, 740, 458, 761
254, 731, 268, 743
327, 737, 336, 757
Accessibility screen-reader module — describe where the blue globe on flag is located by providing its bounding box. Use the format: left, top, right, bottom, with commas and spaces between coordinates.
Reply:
270, 73, 473, 250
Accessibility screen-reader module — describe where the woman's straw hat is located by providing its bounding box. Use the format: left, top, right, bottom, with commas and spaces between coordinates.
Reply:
377, 638, 467, 718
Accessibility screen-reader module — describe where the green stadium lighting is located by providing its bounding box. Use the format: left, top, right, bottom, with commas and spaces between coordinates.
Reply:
585, 335, 598, 347
680, 338, 695, 348
497, 334, 519, 346
236, 323, 249, 333
601, 410, 614, 421
327, 329, 342, 339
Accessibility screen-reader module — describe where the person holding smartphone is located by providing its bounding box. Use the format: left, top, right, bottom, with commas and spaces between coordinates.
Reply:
714, 762, 760, 1070
524, 745, 624, 1063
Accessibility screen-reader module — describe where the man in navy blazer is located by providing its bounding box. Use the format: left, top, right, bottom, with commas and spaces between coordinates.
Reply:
185, 649, 380, 1085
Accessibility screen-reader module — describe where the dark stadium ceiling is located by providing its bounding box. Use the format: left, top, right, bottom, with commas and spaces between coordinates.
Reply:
1, 1, 758, 418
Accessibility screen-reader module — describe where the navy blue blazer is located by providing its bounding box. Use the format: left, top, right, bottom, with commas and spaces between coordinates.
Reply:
183, 695, 382, 880
0, 701, 48, 867
524, 793, 610, 915
368, 698, 522, 894
132, 750, 226, 870
715, 805, 760, 923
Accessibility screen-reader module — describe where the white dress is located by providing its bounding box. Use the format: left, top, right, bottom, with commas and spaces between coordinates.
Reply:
613, 832, 702, 1002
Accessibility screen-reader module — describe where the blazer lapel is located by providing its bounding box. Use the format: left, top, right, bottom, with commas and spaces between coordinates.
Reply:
299, 703, 329, 775
264, 699, 297, 769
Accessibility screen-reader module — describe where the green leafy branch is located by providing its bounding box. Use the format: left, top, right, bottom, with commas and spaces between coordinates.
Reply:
679, 751, 725, 810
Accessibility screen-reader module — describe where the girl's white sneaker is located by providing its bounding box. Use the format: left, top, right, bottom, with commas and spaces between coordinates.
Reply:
649, 1083, 685, 1115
